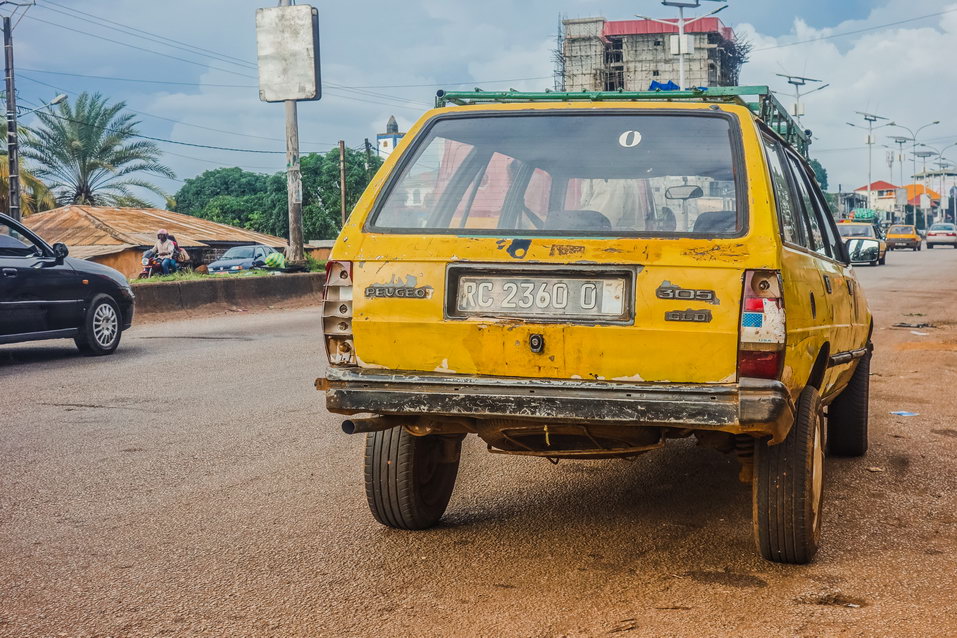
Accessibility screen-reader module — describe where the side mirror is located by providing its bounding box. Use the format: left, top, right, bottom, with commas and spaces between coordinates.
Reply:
52, 242, 69, 262
846, 238, 880, 264
665, 185, 704, 201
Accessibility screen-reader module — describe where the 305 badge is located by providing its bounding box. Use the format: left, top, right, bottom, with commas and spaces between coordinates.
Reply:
656, 281, 719, 304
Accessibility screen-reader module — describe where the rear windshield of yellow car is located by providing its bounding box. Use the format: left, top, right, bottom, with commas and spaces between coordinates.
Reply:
838, 224, 875, 238
368, 112, 744, 237
888, 225, 912, 234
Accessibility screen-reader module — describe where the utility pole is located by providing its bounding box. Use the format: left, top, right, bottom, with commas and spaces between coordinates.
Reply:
915, 150, 936, 226
363, 137, 372, 180
775, 74, 828, 127
3, 15, 19, 221
636, 0, 727, 91
918, 142, 957, 224
889, 121, 939, 230
278, 0, 304, 264
338, 140, 347, 226
849, 112, 891, 222
891, 136, 909, 223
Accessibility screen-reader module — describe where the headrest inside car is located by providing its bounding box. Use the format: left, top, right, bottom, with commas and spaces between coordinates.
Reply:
545, 210, 612, 231
693, 211, 736, 234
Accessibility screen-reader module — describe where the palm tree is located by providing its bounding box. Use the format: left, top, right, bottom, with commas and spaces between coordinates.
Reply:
0, 156, 56, 215
22, 92, 174, 207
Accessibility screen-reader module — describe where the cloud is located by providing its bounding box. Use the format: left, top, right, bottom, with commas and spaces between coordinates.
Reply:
739, 1, 957, 194
13, 0, 957, 206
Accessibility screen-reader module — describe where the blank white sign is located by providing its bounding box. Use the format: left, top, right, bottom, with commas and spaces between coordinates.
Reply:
256, 5, 321, 102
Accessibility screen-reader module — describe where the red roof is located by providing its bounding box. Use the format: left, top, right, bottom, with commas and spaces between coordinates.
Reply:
602, 18, 734, 42
854, 180, 898, 192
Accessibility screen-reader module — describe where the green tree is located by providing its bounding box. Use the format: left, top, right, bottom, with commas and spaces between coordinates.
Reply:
173, 145, 383, 241
173, 166, 270, 216
809, 158, 829, 191
22, 92, 174, 207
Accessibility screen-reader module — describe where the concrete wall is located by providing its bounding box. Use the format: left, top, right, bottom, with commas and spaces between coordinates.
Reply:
134, 272, 325, 315
92, 248, 144, 280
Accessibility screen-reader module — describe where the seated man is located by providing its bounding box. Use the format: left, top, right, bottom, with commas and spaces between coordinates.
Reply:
153, 229, 177, 275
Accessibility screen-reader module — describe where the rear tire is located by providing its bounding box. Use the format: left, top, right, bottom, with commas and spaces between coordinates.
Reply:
928, 244, 935, 249
827, 349, 870, 457
878, 254, 886, 265
364, 427, 461, 530
754, 386, 825, 564
74, 294, 122, 356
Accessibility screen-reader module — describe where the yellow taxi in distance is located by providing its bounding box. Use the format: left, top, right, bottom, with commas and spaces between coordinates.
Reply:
317, 87, 874, 564
837, 222, 887, 264
886, 224, 922, 251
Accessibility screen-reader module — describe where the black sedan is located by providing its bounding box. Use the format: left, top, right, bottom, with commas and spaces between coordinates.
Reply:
0, 213, 134, 355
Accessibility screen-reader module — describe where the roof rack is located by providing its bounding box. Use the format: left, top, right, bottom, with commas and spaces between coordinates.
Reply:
435, 86, 810, 157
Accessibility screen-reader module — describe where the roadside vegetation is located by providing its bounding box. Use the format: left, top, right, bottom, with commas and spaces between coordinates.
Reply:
171, 149, 382, 241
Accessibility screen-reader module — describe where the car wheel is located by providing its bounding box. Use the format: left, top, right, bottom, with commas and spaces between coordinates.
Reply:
364, 427, 461, 530
827, 349, 870, 457
928, 244, 935, 249
75, 294, 122, 356
878, 254, 886, 265
754, 386, 825, 564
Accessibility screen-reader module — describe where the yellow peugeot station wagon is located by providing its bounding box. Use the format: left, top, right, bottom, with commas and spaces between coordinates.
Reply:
316, 87, 874, 564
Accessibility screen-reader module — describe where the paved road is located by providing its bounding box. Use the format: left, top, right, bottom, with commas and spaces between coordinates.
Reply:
2, 248, 957, 638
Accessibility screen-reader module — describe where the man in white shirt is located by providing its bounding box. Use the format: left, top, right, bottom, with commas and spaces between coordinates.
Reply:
152, 229, 177, 275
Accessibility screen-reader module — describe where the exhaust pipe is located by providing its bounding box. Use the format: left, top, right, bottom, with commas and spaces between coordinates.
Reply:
341, 416, 403, 435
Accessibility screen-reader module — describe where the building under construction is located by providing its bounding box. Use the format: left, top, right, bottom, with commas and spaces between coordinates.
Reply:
559, 17, 747, 91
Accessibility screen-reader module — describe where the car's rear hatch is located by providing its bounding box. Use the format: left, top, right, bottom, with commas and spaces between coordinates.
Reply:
330, 106, 769, 384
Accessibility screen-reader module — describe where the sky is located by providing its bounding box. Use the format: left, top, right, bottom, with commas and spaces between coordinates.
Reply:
10, 0, 957, 204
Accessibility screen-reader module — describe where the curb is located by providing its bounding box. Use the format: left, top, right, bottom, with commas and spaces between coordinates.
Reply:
133, 273, 326, 315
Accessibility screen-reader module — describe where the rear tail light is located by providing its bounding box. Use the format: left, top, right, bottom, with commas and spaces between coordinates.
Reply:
322, 261, 356, 366
738, 270, 785, 380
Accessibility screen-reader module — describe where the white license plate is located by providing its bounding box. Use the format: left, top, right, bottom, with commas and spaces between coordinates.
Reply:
454, 275, 627, 320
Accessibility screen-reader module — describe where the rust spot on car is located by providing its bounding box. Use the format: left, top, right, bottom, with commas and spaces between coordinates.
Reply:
549, 244, 585, 257
682, 244, 748, 261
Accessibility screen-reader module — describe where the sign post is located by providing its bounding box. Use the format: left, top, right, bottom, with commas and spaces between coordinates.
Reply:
256, 4, 321, 264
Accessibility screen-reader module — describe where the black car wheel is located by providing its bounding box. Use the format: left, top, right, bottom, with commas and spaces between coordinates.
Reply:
75, 294, 122, 356
364, 427, 461, 530
828, 349, 871, 457
754, 386, 825, 564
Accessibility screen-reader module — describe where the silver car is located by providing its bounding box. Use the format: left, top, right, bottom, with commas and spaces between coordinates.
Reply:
926, 223, 957, 248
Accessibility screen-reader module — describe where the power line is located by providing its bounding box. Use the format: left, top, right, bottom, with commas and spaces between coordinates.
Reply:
39, 0, 257, 69
20, 68, 254, 88
20, 14, 430, 111
17, 67, 554, 91
18, 73, 340, 148
23, 14, 259, 79
753, 8, 957, 52
24, 9, 432, 110
27, 100, 339, 155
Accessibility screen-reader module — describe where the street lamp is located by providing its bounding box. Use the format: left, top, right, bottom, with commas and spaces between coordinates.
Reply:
889, 120, 940, 231
848, 112, 894, 222
775, 74, 828, 126
18, 93, 65, 116
889, 135, 912, 221
636, 0, 728, 90
919, 141, 957, 222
